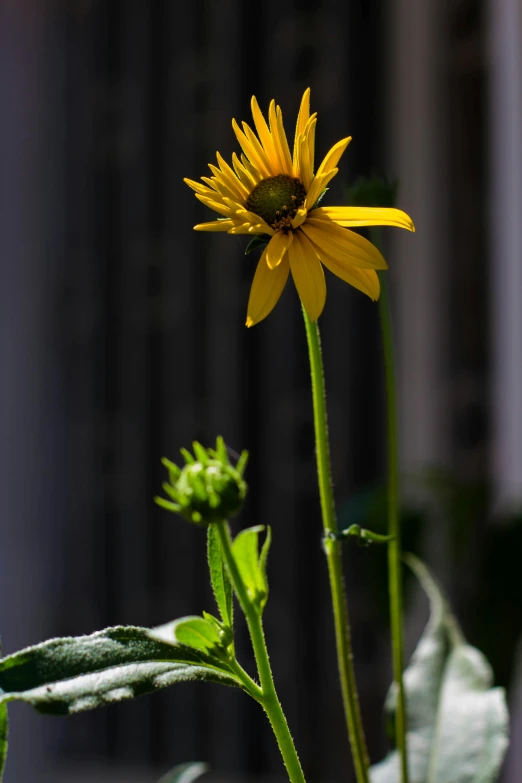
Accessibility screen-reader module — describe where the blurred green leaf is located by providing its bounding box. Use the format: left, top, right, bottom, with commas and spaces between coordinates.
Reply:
0, 626, 243, 716
370, 556, 508, 783
0, 704, 7, 781
157, 761, 209, 783
207, 524, 233, 629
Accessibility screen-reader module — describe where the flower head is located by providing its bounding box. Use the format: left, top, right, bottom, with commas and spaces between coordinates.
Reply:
185, 89, 414, 326
155, 437, 248, 526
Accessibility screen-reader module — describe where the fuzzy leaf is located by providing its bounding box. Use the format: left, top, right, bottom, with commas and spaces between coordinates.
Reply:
207, 524, 233, 628
426, 645, 508, 783
157, 761, 209, 783
370, 557, 508, 783
231, 525, 270, 609
0, 626, 243, 716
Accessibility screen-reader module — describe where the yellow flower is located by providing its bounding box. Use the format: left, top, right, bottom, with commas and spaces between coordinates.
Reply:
185, 89, 415, 327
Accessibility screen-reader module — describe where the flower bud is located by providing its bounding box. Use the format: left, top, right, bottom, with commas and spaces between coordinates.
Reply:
155, 437, 248, 526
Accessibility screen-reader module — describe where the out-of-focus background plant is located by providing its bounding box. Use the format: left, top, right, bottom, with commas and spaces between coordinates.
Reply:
0, 1, 521, 782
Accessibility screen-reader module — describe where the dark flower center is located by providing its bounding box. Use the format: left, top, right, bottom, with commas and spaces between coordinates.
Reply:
246, 175, 306, 229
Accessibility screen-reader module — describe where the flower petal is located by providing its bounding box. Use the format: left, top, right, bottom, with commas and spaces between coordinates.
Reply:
240, 153, 263, 185
214, 154, 249, 200
276, 106, 294, 175
246, 246, 289, 327
195, 193, 233, 217
194, 220, 235, 232
293, 88, 311, 166
266, 230, 293, 269
232, 119, 271, 179
268, 100, 293, 176
288, 231, 326, 322
232, 152, 257, 189
316, 206, 415, 231
251, 96, 278, 169
300, 233, 379, 299
305, 116, 317, 181
294, 115, 317, 185
242, 121, 278, 176
290, 206, 308, 229
302, 217, 387, 270
233, 207, 274, 233
305, 168, 339, 211
184, 178, 216, 197
316, 136, 352, 177
202, 175, 231, 199
229, 223, 272, 235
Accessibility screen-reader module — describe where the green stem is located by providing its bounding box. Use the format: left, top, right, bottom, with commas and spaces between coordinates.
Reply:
215, 521, 306, 783
301, 307, 370, 783
228, 657, 264, 702
371, 227, 409, 783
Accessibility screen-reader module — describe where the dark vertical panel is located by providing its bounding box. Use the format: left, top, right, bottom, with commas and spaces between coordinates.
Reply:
202, 0, 247, 772
0, 2, 67, 779
158, 0, 207, 767
113, 0, 154, 761
60, 0, 109, 760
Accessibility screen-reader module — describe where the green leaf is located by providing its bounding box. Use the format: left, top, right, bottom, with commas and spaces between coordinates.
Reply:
0, 704, 7, 781
171, 617, 222, 653
207, 524, 233, 629
231, 525, 270, 609
0, 626, 243, 716
370, 557, 508, 783
244, 235, 269, 255
157, 761, 209, 783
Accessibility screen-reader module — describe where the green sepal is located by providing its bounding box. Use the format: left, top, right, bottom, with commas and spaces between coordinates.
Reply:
157, 762, 209, 783
236, 450, 249, 476
0, 626, 244, 717
192, 441, 210, 465
370, 556, 509, 783
207, 524, 234, 630
231, 525, 271, 612
245, 235, 270, 255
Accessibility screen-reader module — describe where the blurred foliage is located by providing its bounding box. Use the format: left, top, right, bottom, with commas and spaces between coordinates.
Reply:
371, 556, 508, 783
339, 469, 522, 691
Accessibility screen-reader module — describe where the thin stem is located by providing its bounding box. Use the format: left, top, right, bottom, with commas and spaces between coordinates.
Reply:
301, 307, 370, 783
215, 521, 306, 783
371, 227, 409, 783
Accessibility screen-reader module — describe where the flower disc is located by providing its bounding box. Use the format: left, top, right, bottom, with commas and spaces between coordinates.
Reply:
246, 175, 306, 227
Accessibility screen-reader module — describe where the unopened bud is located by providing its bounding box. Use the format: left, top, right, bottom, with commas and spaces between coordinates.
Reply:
155, 437, 248, 526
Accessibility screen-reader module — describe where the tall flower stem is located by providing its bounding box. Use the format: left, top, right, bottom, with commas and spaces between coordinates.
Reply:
215, 520, 307, 783
301, 307, 370, 783
371, 227, 409, 783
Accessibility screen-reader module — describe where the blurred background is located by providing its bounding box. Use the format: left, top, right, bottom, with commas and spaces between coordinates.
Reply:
1, 0, 521, 781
